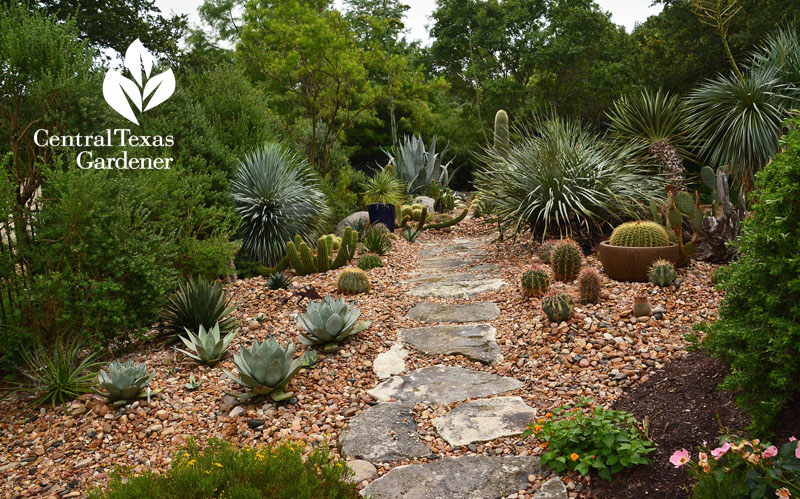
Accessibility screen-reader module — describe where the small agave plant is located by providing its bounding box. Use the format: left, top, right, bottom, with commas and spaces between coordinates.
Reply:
97, 359, 160, 407
296, 296, 372, 352
176, 323, 238, 364
222, 338, 317, 401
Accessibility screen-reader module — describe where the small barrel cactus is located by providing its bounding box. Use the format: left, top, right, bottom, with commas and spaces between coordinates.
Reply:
632, 294, 652, 317
521, 266, 550, 297
608, 221, 670, 247
551, 239, 582, 281
578, 268, 601, 304
358, 254, 383, 271
648, 259, 677, 287
538, 240, 557, 264
542, 292, 574, 323
337, 267, 370, 295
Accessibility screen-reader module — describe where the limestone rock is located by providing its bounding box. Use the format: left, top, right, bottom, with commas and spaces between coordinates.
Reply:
412, 196, 435, 212
373, 344, 408, 380
398, 324, 502, 364
407, 277, 505, 299
406, 302, 500, 323
340, 403, 431, 462
346, 459, 378, 483
335, 211, 370, 236
533, 477, 568, 499
431, 396, 536, 446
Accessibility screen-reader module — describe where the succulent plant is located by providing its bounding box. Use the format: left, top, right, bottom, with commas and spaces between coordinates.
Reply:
400, 204, 413, 220
358, 254, 383, 271
360, 227, 391, 255
176, 323, 238, 364
266, 271, 292, 290
285, 226, 358, 276
337, 267, 370, 295
632, 294, 652, 317
542, 292, 574, 323
494, 109, 510, 156
319, 234, 342, 251
402, 227, 419, 242
97, 360, 160, 406
521, 266, 550, 297
648, 259, 678, 287
608, 221, 670, 247
538, 240, 557, 264
184, 373, 202, 391
296, 296, 372, 352
471, 194, 486, 218
223, 338, 317, 401
161, 277, 238, 339
551, 240, 582, 281
578, 268, 601, 304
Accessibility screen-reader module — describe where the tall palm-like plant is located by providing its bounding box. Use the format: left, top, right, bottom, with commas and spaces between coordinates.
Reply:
751, 25, 800, 89
232, 143, 328, 266
476, 116, 666, 238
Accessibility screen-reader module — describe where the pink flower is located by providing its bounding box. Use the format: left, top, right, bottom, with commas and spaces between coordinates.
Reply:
670, 449, 690, 468
776, 487, 791, 498
795, 441, 800, 459
762, 446, 778, 458
698, 452, 709, 465
790, 436, 797, 442
711, 443, 730, 460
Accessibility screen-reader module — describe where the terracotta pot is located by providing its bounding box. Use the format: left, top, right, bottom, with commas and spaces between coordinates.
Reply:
598, 242, 680, 282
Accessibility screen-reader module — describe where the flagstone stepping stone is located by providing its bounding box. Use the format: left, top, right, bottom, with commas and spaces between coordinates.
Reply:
368, 366, 521, 405
533, 477, 568, 499
373, 344, 408, 380
360, 455, 542, 499
404, 272, 487, 285
339, 403, 431, 462
417, 256, 474, 271
467, 263, 500, 273
431, 396, 536, 446
406, 302, 500, 323
398, 325, 502, 364
407, 277, 505, 299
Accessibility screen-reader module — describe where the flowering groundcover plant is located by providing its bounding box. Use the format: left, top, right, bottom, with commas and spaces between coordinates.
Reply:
671, 437, 800, 498
522, 397, 655, 480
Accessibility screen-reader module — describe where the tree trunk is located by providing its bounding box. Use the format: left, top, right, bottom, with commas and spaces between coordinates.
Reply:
696, 170, 744, 263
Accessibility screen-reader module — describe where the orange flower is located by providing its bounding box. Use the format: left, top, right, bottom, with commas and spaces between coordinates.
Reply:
545, 412, 553, 419
534, 425, 543, 432
537, 418, 545, 423
570, 453, 579, 461
541, 442, 549, 449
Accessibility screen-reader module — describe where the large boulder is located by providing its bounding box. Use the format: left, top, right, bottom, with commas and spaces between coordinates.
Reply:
413, 196, 435, 212
335, 211, 370, 236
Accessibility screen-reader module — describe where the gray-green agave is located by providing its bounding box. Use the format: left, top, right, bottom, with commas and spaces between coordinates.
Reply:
97, 359, 160, 406
176, 323, 238, 364
296, 296, 372, 352
222, 338, 316, 401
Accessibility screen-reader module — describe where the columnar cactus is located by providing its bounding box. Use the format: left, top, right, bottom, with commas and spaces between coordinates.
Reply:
542, 292, 574, 323
578, 268, 601, 304
494, 109, 510, 156
521, 266, 550, 297
608, 221, 670, 247
286, 226, 357, 276
648, 259, 677, 287
337, 267, 370, 295
551, 239, 582, 281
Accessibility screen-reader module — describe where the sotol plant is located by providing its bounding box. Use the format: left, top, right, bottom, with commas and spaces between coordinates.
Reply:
176, 323, 238, 364
578, 268, 601, 304
296, 296, 372, 352
97, 359, 160, 406
648, 259, 677, 287
521, 266, 550, 297
542, 292, 574, 323
337, 268, 370, 295
223, 338, 316, 401
551, 240, 582, 281
162, 277, 238, 338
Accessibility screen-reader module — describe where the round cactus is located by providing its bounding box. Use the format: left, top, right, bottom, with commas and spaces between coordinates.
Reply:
337, 267, 370, 295
648, 259, 677, 287
608, 221, 670, 247
578, 268, 601, 304
538, 240, 557, 264
542, 292, 574, 323
632, 294, 652, 317
551, 239, 582, 281
521, 266, 550, 297
358, 254, 383, 271
411, 208, 423, 221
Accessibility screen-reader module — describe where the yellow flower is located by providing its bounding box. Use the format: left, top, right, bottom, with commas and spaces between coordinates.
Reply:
213, 462, 223, 468
534, 425, 543, 432
570, 453, 579, 461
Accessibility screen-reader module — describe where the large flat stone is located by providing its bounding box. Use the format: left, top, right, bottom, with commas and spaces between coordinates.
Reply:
407, 277, 505, 299
431, 396, 536, 446
340, 403, 431, 462
406, 302, 500, 323
368, 366, 521, 405
373, 344, 408, 380
404, 272, 488, 285
417, 256, 474, 271
398, 325, 502, 364
360, 456, 541, 499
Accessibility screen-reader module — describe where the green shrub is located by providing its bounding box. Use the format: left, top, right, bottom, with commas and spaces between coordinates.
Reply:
699, 117, 800, 435
523, 398, 655, 481
88, 439, 359, 499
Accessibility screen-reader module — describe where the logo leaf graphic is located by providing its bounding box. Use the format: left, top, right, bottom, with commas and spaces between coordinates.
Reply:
125, 38, 154, 88
142, 69, 175, 112
103, 70, 142, 125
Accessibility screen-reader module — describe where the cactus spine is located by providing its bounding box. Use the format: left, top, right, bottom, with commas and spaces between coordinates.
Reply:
578, 268, 601, 304
648, 259, 677, 287
608, 221, 670, 247
521, 266, 550, 297
542, 292, 574, 323
337, 267, 370, 295
494, 109, 510, 156
550, 239, 582, 281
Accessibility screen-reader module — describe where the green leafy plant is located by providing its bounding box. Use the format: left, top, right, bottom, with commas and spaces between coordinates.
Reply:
385, 134, 456, 194
357, 254, 383, 271
13, 338, 100, 407
363, 168, 404, 206
578, 268, 601, 304
522, 398, 655, 481
337, 268, 370, 295
672, 436, 800, 498
267, 271, 292, 290
296, 296, 372, 352
476, 115, 666, 238
87, 439, 359, 498
232, 143, 328, 266
541, 292, 574, 322
176, 323, 238, 364
648, 259, 678, 287
551, 239, 582, 281
223, 337, 316, 401
184, 374, 202, 391
521, 266, 550, 297
161, 277, 238, 339
359, 227, 391, 255
97, 359, 160, 407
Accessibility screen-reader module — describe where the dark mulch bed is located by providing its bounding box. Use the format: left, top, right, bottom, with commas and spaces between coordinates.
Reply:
590, 351, 750, 499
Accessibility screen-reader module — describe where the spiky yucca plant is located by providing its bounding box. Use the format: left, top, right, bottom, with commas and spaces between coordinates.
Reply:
476, 116, 666, 237
176, 323, 238, 364
296, 296, 372, 352
363, 168, 405, 206
232, 143, 328, 266
162, 277, 237, 338
266, 271, 292, 290
97, 359, 160, 406
223, 338, 316, 401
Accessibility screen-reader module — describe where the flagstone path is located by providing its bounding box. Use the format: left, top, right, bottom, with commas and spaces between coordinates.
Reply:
341, 237, 568, 498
